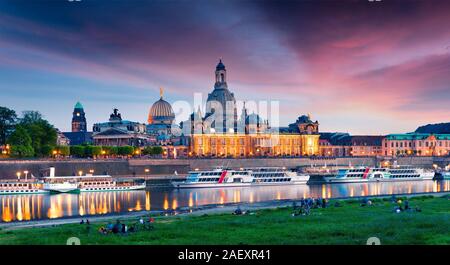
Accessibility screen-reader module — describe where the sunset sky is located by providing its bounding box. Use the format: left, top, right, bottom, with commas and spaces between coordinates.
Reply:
0, 0, 449, 134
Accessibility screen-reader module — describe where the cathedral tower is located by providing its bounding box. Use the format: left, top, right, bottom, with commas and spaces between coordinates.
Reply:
205, 59, 238, 133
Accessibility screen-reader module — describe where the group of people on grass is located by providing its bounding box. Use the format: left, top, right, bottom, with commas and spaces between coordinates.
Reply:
80, 217, 155, 235
291, 197, 329, 217
391, 196, 421, 213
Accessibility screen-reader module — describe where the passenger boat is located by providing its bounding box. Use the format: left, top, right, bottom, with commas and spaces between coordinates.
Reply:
323, 166, 435, 183
171, 167, 310, 189
42, 167, 146, 193
78, 176, 146, 192
43, 177, 80, 193
0, 181, 47, 195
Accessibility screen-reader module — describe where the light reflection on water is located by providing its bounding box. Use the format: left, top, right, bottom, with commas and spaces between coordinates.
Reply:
1, 180, 449, 222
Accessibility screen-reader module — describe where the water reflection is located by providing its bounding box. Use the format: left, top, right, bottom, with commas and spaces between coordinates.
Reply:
1, 180, 449, 222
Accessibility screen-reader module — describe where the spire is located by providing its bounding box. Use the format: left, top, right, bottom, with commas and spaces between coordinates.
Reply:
160, 87, 164, 99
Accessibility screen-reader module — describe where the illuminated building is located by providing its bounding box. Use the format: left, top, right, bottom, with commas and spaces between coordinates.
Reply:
185, 60, 320, 157
382, 133, 450, 156
92, 108, 149, 146
319, 133, 383, 157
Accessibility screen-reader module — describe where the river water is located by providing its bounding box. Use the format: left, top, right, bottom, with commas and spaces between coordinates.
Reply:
1, 180, 449, 222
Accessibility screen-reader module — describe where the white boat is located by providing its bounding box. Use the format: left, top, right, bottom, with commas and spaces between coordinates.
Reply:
78, 176, 146, 192
323, 166, 435, 183
42, 167, 146, 193
0, 181, 48, 195
171, 167, 309, 189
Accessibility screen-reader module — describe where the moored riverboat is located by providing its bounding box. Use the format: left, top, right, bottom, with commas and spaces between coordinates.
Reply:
323, 166, 435, 183
171, 167, 310, 189
0, 180, 47, 195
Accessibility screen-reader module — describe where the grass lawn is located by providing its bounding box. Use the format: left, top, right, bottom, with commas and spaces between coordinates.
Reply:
0, 195, 449, 245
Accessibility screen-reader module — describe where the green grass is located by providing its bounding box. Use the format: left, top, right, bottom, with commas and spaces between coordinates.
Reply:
0, 195, 449, 245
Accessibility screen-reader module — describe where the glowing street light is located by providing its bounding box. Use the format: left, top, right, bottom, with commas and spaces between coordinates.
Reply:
78, 170, 83, 176
144, 168, 150, 173
16, 171, 21, 181
24, 170, 29, 181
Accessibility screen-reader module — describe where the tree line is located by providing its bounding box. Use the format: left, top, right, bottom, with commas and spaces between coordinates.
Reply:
0, 106, 163, 158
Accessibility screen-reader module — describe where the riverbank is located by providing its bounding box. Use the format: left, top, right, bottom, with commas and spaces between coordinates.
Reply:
0, 194, 448, 245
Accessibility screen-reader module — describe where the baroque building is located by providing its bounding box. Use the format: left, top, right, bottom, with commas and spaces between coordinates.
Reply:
185, 60, 320, 157
147, 88, 179, 145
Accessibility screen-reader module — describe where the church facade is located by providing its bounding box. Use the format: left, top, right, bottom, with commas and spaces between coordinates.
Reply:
184, 60, 320, 157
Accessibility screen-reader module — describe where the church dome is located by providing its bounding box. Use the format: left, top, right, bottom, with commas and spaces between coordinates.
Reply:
216, 59, 226, 71
148, 89, 175, 124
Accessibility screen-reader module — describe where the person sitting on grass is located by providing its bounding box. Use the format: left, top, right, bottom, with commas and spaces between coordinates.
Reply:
98, 226, 107, 235
80, 219, 85, 225
233, 206, 243, 215
404, 200, 410, 211
121, 224, 127, 234
112, 220, 121, 234
106, 222, 114, 232
322, 198, 327, 208
361, 197, 369, 207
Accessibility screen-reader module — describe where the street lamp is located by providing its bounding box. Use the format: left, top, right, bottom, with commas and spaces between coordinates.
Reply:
78, 170, 83, 176
16, 171, 21, 181
24, 170, 29, 181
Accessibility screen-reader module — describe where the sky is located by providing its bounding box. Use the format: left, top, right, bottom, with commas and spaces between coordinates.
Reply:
0, 0, 449, 135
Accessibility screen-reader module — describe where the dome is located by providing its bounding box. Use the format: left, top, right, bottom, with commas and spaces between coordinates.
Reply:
216, 59, 226, 71
245, 113, 262, 124
148, 98, 175, 124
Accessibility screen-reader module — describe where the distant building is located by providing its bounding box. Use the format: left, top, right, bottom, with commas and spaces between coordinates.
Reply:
382, 133, 450, 156
92, 108, 149, 146
147, 88, 179, 145
63, 101, 93, 145
71, 102, 87, 132
56, 129, 70, 146
319, 133, 383, 156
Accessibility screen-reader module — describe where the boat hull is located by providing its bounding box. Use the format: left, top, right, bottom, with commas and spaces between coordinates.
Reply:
0, 189, 48, 195
171, 181, 307, 189
80, 184, 146, 192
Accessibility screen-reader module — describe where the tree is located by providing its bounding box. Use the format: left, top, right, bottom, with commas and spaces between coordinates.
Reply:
83, 145, 102, 157
151, 146, 164, 155
19, 111, 57, 157
70, 145, 85, 157
0, 107, 17, 145
118, 146, 134, 156
56, 145, 70, 156
6, 125, 34, 157
142, 146, 153, 156
101, 146, 118, 156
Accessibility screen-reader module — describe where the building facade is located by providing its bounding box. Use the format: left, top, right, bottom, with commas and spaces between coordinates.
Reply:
319, 133, 383, 157
189, 133, 319, 157
382, 133, 450, 156
185, 60, 320, 157
92, 109, 149, 146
